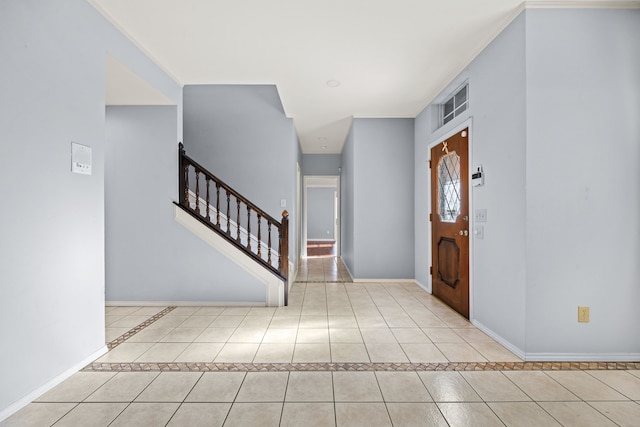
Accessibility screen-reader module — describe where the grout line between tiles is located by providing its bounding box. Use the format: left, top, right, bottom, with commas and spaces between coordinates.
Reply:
583, 369, 638, 401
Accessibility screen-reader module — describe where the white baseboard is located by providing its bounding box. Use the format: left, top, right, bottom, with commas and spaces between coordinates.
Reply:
0, 345, 108, 422
524, 353, 640, 362
471, 320, 640, 362
471, 320, 526, 361
106, 301, 266, 307
414, 279, 431, 293
352, 278, 416, 283
337, 258, 354, 282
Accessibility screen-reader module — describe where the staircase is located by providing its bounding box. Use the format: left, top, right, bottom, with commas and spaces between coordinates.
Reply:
174, 143, 290, 306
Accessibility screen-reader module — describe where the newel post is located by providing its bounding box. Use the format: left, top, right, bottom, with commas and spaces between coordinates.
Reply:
178, 143, 187, 206
279, 210, 289, 306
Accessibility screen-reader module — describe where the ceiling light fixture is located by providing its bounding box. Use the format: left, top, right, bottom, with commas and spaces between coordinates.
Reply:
321, 145, 327, 150
326, 79, 340, 88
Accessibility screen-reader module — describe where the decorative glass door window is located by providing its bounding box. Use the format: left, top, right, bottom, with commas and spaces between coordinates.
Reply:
438, 151, 461, 222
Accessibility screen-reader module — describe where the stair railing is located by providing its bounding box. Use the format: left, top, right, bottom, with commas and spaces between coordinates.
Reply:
176, 143, 289, 305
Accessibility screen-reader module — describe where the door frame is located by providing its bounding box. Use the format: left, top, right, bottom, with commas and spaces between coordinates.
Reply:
302, 175, 341, 259
428, 118, 474, 320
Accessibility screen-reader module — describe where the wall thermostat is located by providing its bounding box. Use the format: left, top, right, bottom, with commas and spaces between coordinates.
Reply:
472, 165, 484, 187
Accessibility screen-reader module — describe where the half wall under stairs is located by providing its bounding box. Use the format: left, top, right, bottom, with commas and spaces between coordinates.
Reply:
175, 143, 291, 307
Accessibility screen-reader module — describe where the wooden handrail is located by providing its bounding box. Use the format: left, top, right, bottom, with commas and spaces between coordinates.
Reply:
179, 144, 281, 225
177, 143, 289, 304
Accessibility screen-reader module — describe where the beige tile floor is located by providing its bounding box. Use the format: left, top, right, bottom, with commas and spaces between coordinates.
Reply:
296, 256, 351, 282
98, 277, 520, 365
4, 368, 640, 426
3, 258, 639, 426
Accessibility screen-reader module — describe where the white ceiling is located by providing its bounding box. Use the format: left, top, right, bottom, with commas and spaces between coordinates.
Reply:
92, 0, 633, 153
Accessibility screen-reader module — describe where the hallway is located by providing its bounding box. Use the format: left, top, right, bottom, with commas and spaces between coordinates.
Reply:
3, 258, 639, 426
296, 256, 351, 283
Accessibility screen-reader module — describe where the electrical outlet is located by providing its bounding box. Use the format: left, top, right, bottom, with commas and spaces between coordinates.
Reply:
578, 306, 590, 323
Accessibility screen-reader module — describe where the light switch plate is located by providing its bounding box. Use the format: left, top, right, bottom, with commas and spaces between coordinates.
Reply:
475, 209, 487, 222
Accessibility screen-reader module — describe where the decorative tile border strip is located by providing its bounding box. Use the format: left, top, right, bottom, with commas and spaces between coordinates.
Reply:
298, 280, 351, 283
107, 306, 176, 350
84, 361, 640, 373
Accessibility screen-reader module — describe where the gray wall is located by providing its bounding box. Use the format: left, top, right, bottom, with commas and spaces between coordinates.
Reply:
341, 128, 356, 275
0, 0, 181, 416
302, 154, 341, 176
106, 107, 264, 302
183, 85, 300, 269
307, 188, 336, 240
415, 8, 640, 359
523, 9, 640, 357
467, 12, 528, 354
460, 11, 528, 354
341, 118, 415, 279
295, 140, 303, 265
414, 109, 431, 289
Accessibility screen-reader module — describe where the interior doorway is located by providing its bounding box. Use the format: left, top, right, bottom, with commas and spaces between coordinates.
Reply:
303, 176, 340, 258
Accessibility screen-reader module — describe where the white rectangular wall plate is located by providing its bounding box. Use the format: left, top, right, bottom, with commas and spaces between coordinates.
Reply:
71, 142, 92, 175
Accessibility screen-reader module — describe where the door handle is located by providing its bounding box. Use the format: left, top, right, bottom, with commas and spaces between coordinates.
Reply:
459, 230, 469, 236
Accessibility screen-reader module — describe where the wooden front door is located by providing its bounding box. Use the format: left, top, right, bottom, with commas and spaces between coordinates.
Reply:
431, 128, 470, 318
